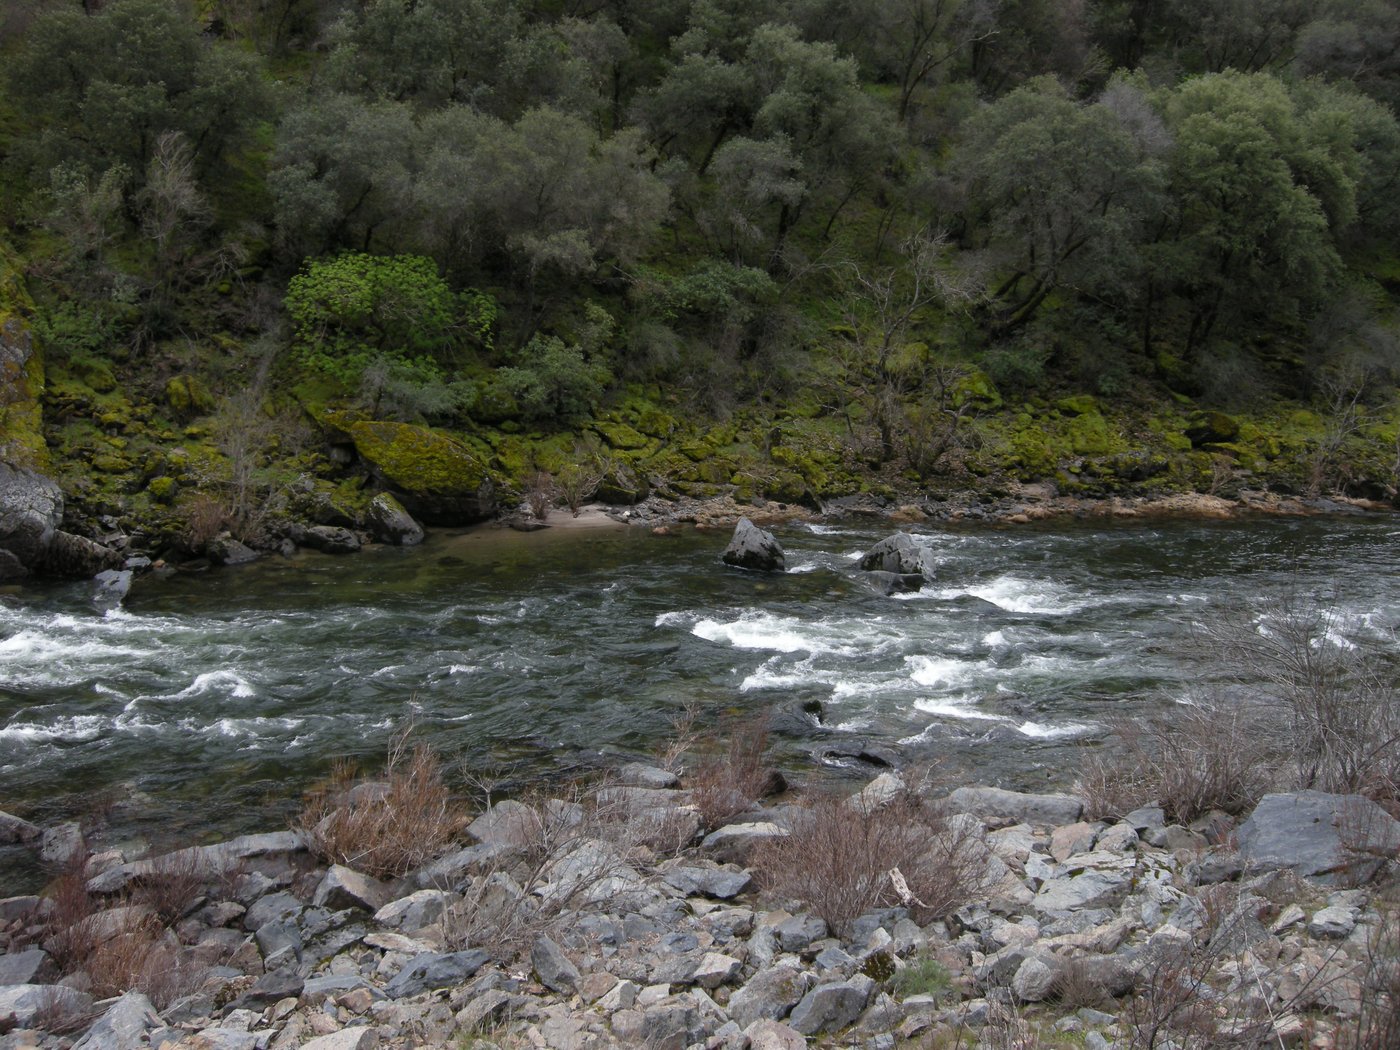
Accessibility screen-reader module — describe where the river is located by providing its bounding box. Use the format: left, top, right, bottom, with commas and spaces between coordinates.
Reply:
2, 514, 1395, 890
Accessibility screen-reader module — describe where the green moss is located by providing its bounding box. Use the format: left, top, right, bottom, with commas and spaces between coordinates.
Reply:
592, 419, 651, 452
1064, 410, 1116, 455
348, 420, 491, 495
147, 476, 177, 503
165, 374, 218, 417
1055, 393, 1098, 416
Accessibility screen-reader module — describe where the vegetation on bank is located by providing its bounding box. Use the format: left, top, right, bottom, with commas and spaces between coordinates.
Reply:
3, 0, 1400, 551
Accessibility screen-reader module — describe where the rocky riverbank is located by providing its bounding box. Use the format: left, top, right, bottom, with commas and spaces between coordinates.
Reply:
2, 763, 1396, 1050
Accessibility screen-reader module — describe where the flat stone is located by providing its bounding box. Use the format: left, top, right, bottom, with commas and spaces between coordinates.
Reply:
1308, 905, 1357, 939
848, 773, 905, 815
373, 889, 451, 932
413, 841, 513, 888
72, 991, 162, 1050
1050, 822, 1100, 862
466, 800, 540, 848
617, 763, 680, 789
1237, 792, 1400, 883
947, 787, 1084, 827
700, 822, 789, 865
455, 988, 513, 1031
660, 864, 752, 900
300, 1029, 379, 1050
87, 831, 305, 894
385, 950, 490, 998
0, 949, 52, 986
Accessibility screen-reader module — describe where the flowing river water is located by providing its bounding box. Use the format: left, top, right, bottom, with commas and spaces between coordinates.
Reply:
2, 514, 1396, 890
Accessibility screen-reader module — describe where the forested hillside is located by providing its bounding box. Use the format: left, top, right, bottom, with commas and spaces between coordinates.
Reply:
4, 0, 1400, 556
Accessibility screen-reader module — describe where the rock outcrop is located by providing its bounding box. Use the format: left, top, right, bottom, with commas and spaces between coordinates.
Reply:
347, 420, 495, 524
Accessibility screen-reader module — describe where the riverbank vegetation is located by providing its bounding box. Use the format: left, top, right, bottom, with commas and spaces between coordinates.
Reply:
4, 0, 1400, 556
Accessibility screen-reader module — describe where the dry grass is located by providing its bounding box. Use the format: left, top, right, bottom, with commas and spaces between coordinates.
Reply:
296, 739, 470, 880
1341, 893, 1400, 1050
688, 714, 776, 831
1078, 704, 1272, 823
751, 790, 987, 936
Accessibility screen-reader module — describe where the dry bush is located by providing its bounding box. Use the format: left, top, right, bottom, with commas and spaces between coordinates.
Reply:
85, 918, 199, 1008
178, 492, 230, 553
1078, 705, 1273, 823
1197, 597, 1400, 801
752, 791, 987, 937
41, 866, 98, 972
1340, 894, 1400, 1050
296, 739, 469, 880
1050, 957, 1115, 1011
136, 848, 209, 925
523, 471, 555, 520
689, 715, 775, 831
29, 985, 97, 1036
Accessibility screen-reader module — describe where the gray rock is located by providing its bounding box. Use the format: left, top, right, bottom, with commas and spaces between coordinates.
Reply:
1011, 956, 1059, 1002
303, 525, 362, 554
467, 799, 541, 848
206, 537, 259, 566
532, 934, 582, 993
0, 463, 62, 574
729, 964, 812, 1027
224, 966, 304, 1013
313, 865, 393, 913
788, 975, 876, 1035
72, 992, 163, 1050
848, 772, 905, 814
660, 864, 752, 900
41, 530, 122, 577
1122, 806, 1166, 832
947, 787, 1084, 827
857, 533, 936, 578
373, 889, 451, 932
303, 974, 383, 1001
243, 890, 303, 932
171, 1028, 260, 1050
39, 821, 85, 866
385, 950, 491, 997
775, 913, 827, 953
0, 949, 52, 986
744, 1018, 807, 1050
0, 984, 94, 1028
87, 830, 306, 894
722, 518, 785, 572
0, 810, 40, 844
1237, 792, 1400, 883
92, 568, 133, 605
254, 918, 302, 965
617, 762, 680, 789
301, 1030, 380, 1050
701, 822, 789, 865
691, 952, 742, 989
1308, 905, 1357, 939
413, 840, 513, 888
365, 492, 424, 546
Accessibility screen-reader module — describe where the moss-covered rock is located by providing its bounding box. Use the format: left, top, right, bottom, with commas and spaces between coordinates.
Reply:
147, 476, 177, 504
165, 374, 217, 417
591, 419, 651, 452
348, 420, 495, 523
1185, 411, 1240, 447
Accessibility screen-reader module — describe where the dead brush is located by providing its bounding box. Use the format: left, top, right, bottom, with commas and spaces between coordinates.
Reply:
687, 714, 776, 831
84, 916, 200, 1008
751, 789, 988, 937
135, 847, 210, 925
1340, 889, 1400, 1050
295, 738, 469, 880
1077, 705, 1273, 823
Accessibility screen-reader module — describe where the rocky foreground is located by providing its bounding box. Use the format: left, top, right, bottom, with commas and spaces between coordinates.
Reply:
1, 770, 1398, 1050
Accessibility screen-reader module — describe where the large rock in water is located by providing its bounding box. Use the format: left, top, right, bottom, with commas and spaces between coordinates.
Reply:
722, 517, 785, 572
348, 420, 495, 524
858, 532, 936, 578
0, 462, 62, 577
364, 492, 424, 546
1237, 791, 1400, 883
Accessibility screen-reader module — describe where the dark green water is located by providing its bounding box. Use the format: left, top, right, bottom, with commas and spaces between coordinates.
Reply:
2, 514, 1396, 887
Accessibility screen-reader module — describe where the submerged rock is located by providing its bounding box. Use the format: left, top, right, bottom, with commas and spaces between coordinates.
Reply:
722, 517, 786, 572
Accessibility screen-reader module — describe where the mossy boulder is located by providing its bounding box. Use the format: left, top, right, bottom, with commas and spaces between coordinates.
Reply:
73, 357, 118, 394
1185, 411, 1240, 447
592, 419, 651, 452
1065, 410, 1116, 455
165, 374, 218, 417
348, 420, 495, 524
147, 476, 177, 504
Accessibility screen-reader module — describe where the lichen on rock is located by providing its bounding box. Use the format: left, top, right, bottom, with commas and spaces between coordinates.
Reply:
347, 420, 495, 524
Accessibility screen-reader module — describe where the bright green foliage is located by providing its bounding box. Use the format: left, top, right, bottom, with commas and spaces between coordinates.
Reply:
285, 253, 492, 391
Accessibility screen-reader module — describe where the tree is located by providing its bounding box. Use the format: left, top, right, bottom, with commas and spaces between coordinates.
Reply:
954, 77, 1167, 335
8, 0, 270, 178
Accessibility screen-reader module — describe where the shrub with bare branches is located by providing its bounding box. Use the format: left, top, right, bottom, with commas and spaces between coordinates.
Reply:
295, 738, 469, 880
687, 715, 776, 831
751, 790, 987, 936
1078, 704, 1273, 823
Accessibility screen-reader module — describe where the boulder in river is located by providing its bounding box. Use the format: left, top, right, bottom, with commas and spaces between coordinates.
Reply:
864, 570, 923, 596
365, 492, 425, 546
858, 532, 936, 578
722, 517, 785, 572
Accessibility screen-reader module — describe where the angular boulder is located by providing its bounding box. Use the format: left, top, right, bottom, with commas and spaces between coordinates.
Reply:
42, 529, 122, 577
0, 462, 62, 577
722, 517, 785, 572
1236, 791, 1400, 883
348, 420, 495, 524
858, 532, 936, 579
364, 492, 424, 546
947, 786, 1084, 827
303, 525, 361, 554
